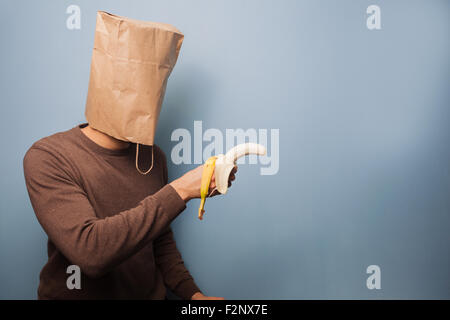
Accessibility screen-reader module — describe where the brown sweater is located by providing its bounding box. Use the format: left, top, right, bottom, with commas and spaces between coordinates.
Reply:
23, 124, 200, 299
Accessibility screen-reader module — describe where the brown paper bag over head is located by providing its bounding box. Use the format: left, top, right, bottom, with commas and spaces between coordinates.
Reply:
85, 11, 184, 173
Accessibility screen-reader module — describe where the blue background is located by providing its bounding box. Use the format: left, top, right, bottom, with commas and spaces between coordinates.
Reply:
1, 0, 449, 299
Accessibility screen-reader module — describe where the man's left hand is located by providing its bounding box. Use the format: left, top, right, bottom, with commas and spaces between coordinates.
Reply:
191, 292, 225, 300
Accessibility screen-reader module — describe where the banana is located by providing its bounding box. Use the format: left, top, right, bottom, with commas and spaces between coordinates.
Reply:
198, 156, 217, 220
197, 143, 266, 220
214, 143, 266, 194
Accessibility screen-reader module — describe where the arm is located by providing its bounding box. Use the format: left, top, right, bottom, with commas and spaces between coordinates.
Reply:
153, 227, 200, 299
153, 228, 224, 300
23, 147, 186, 278
155, 153, 229, 300
154, 152, 200, 299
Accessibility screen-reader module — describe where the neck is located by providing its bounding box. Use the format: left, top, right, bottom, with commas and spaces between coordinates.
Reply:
81, 125, 131, 151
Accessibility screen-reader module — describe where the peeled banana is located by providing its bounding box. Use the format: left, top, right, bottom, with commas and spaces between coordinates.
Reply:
198, 143, 266, 220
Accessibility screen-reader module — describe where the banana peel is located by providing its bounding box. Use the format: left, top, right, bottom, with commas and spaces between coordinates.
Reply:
198, 156, 217, 220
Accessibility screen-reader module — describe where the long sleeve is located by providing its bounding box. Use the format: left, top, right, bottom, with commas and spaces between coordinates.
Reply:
153, 228, 201, 299
23, 147, 186, 279
152, 149, 201, 299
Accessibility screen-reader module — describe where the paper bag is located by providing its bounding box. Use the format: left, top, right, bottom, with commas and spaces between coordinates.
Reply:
85, 11, 184, 146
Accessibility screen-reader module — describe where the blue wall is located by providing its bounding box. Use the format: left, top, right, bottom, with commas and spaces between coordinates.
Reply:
0, 0, 449, 299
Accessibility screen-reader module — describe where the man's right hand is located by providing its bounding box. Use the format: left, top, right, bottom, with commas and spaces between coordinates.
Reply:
170, 165, 237, 202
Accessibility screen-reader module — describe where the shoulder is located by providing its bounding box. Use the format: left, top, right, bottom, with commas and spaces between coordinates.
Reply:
153, 144, 168, 164
151, 144, 170, 183
30, 126, 79, 152
23, 127, 79, 180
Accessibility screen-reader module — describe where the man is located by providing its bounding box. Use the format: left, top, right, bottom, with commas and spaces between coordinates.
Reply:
23, 12, 235, 300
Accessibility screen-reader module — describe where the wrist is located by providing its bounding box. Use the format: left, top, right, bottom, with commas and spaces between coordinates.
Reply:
170, 179, 191, 202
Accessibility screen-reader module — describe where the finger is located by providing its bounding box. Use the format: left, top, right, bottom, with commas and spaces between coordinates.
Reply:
208, 178, 218, 194
229, 174, 235, 181
231, 166, 238, 174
